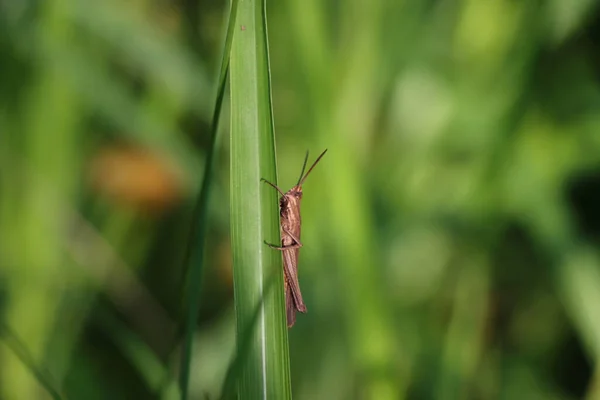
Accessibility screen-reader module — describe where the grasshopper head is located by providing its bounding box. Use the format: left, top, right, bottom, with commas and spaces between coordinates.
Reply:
289, 185, 303, 199
280, 188, 302, 210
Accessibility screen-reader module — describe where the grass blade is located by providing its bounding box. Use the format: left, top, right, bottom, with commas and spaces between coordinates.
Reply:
178, 0, 240, 398
229, 0, 291, 398
0, 324, 64, 400
219, 271, 278, 400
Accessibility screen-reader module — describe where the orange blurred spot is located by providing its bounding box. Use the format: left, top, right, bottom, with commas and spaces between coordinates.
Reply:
88, 144, 185, 214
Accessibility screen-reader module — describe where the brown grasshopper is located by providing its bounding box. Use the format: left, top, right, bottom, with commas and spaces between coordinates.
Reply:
261, 149, 328, 327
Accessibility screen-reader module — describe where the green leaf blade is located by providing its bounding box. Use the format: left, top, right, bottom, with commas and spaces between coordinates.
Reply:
229, 0, 291, 398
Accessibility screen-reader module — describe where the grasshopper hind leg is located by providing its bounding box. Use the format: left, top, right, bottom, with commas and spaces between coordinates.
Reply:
285, 281, 296, 327
284, 275, 306, 327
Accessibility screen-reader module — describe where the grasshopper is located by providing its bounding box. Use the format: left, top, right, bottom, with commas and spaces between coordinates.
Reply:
261, 149, 328, 327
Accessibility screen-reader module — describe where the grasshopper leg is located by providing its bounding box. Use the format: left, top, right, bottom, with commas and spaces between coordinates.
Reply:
264, 227, 303, 250
264, 240, 302, 250
281, 227, 303, 247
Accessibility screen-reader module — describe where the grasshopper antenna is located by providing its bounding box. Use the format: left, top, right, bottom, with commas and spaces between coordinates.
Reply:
296, 151, 310, 186
261, 178, 286, 197
298, 149, 328, 186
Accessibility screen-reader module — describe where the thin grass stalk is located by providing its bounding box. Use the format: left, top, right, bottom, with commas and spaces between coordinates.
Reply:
178, 0, 240, 398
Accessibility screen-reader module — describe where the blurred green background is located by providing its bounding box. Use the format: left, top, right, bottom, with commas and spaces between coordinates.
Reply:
3, 0, 600, 399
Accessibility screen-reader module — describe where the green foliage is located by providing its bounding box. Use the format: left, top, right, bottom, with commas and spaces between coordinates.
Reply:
2, 0, 600, 399
229, 0, 291, 397
178, 0, 239, 397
